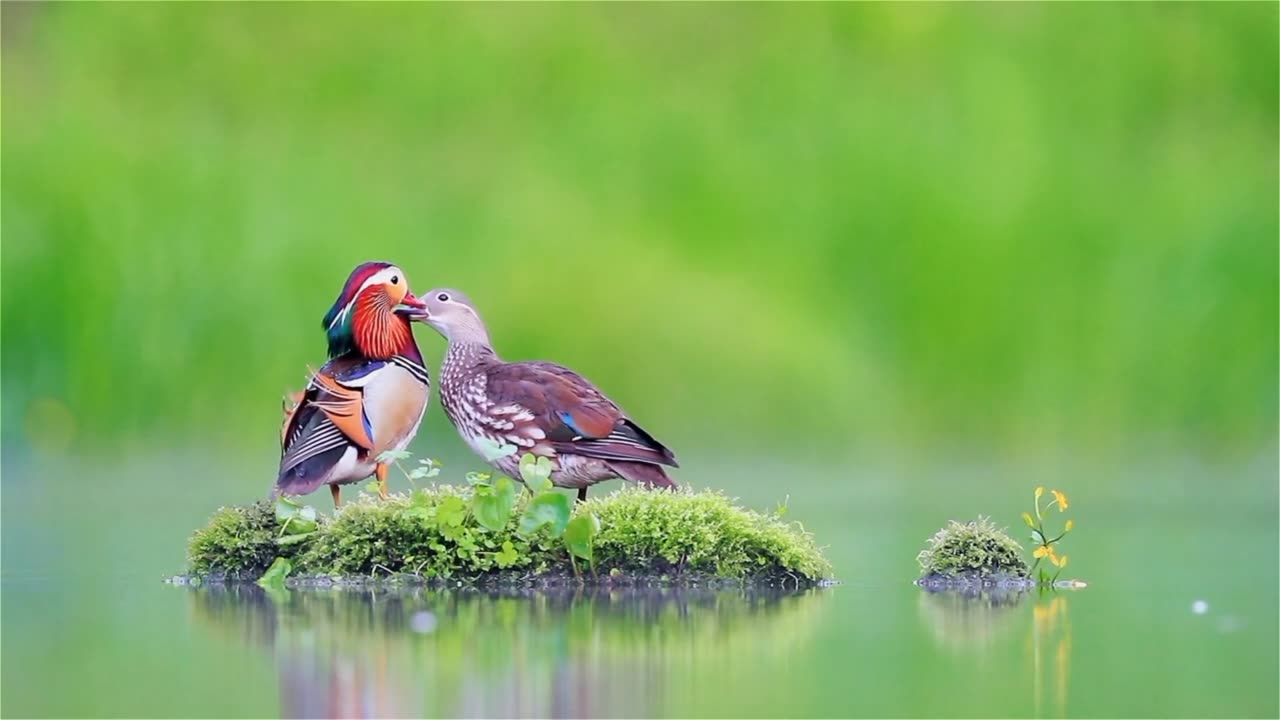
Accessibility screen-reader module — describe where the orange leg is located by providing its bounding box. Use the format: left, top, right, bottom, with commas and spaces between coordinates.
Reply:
376, 462, 390, 500
330, 484, 342, 508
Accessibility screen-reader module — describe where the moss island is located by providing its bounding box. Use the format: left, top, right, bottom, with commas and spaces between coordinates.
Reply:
186, 486, 834, 588
915, 517, 1033, 590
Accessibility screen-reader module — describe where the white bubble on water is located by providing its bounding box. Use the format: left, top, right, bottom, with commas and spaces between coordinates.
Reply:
410, 610, 437, 634
1191, 600, 1209, 615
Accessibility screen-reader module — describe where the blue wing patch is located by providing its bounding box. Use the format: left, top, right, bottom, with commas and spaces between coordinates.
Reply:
333, 360, 388, 384
558, 411, 584, 437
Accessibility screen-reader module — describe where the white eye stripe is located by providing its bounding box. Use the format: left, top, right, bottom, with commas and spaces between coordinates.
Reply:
328, 266, 406, 330
358, 266, 404, 294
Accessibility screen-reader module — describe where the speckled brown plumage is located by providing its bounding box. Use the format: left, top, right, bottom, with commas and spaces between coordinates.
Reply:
413, 289, 677, 499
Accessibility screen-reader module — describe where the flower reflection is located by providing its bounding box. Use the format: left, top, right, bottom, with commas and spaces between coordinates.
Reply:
1031, 595, 1073, 718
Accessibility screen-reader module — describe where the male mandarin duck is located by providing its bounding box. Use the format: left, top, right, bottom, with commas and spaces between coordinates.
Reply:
405, 289, 677, 502
275, 262, 431, 507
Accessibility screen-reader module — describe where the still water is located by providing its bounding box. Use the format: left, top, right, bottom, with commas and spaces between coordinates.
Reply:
2, 450, 1276, 717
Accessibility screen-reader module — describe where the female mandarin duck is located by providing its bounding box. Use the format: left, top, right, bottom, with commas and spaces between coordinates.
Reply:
276, 262, 431, 507
406, 289, 677, 502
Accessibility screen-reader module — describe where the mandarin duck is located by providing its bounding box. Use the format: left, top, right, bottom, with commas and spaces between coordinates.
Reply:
405, 289, 677, 502
276, 262, 431, 507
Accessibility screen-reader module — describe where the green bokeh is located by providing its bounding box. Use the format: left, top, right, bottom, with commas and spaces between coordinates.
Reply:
3, 2, 1275, 463
1, 9, 1277, 715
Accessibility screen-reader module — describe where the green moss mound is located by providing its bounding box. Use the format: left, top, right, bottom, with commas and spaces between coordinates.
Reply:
186, 487, 833, 587
915, 517, 1029, 588
188, 501, 290, 577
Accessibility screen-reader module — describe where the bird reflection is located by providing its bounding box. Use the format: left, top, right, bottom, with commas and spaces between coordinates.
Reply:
188, 584, 823, 718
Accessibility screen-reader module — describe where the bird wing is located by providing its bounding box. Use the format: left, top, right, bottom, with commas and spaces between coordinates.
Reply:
483, 361, 678, 467
278, 357, 384, 481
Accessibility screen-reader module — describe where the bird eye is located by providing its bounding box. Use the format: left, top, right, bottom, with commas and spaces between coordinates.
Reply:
437, 293, 449, 302
390, 275, 399, 285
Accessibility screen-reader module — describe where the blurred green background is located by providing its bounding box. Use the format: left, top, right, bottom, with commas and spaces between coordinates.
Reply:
2, 4, 1277, 718
4, 2, 1275, 466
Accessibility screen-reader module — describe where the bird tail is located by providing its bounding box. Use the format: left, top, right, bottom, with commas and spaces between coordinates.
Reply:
607, 461, 677, 489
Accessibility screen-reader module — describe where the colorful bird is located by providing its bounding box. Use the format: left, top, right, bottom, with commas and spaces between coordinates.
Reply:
405, 289, 677, 502
276, 262, 431, 507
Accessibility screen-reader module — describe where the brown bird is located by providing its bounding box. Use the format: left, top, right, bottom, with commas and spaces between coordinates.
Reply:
405, 289, 677, 502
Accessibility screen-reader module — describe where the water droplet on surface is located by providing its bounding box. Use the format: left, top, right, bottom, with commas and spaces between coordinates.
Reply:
1191, 600, 1209, 615
410, 611, 437, 634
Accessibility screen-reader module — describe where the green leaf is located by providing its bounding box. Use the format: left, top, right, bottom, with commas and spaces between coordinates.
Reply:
437, 495, 467, 527
275, 497, 301, 521
376, 449, 413, 463
276, 531, 316, 546
519, 453, 555, 489
474, 437, 518, 463
403, 506, 433, 523
495, 541, 519, 568
276, 498, 317, 534
287, 517, 318, 535
563, 513, 600, 562
288, 508, 318, 534
408, 458, 442, 480
465, 471, 493, 486
472, 476, 518, 531
257, 557, 293, 588
518, 492, 571, 538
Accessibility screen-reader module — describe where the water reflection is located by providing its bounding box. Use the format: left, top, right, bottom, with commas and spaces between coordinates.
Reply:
919, 588, 1076, 717
1032, 595, 1073, 718
917, 586, 1030, 652
189, 585, 827, 718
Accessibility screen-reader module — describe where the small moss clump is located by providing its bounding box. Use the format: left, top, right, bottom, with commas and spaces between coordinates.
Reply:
187, 501, 299, 578
186, 486, 833, 587
916, 517, 1028, 586
585, 488, 832, 581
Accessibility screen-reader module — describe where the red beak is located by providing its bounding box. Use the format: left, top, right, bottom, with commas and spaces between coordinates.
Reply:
394, 290, 428, 319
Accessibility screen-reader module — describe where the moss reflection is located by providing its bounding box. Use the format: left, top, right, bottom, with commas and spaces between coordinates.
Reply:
917, 587, 1030, 653
189, 584, 827, 718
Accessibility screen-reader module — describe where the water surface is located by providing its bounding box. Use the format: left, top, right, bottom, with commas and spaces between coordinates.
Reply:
2, 450, 1276, 717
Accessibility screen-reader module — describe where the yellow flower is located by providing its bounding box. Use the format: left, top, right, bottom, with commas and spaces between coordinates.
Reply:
1051, 489, 1069, 511
1035, 486, 1045, 500
1034, 544, 1062, 566
1064, 519, 1075, 532
1056, 554, 1069, 569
